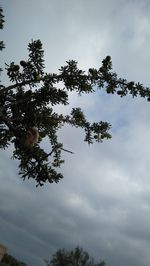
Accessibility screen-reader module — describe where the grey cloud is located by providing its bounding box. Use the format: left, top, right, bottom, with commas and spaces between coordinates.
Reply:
1, 1, 150, 266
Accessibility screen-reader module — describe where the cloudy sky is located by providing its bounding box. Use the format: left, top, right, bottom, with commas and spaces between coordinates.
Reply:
1, 0, 150, 265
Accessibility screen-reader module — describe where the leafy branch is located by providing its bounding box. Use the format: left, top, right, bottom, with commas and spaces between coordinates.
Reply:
1, 7, 150, 186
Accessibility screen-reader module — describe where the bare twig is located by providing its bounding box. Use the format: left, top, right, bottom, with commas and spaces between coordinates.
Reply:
61, 147, 74, 154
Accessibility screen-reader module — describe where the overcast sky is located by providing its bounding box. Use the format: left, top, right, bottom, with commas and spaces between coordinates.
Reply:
1, 1, 150, 266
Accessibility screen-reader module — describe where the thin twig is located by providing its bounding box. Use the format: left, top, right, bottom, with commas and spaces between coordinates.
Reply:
61, 147, 74, 154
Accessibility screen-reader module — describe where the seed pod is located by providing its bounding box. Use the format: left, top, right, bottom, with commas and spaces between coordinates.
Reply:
20, 60, 27, 67
117, 90, 123, 95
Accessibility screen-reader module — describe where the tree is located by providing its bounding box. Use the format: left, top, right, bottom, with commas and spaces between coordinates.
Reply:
1, 8, 150, 186
45, 246, 105, 266
1, 253, 27, 266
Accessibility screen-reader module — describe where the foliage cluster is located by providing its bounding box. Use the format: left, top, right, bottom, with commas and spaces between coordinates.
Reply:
1, 253, 27, 266
45, 246, 105, 266
0, 247, 105, 266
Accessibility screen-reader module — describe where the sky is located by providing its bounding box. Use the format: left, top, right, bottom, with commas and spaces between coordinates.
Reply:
1, 0, 150, 265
